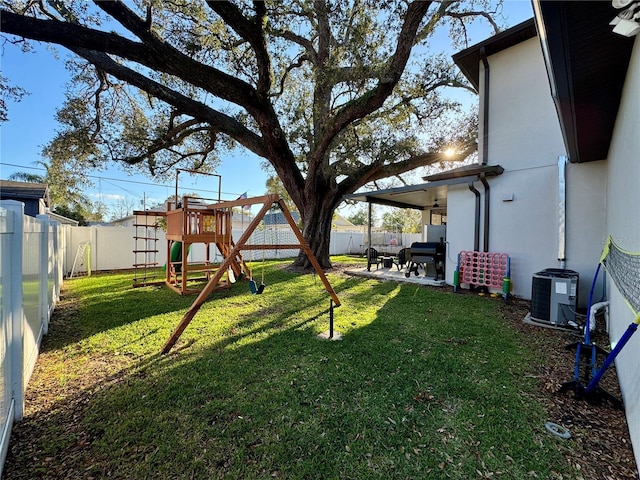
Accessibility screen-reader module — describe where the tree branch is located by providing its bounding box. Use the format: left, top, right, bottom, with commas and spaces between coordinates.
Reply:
118, 122, 216, 169
92, 1, 157, 43
271, 29, 318, 64
0, 9, 260, 113
65, 46, 268, 158
338, 143, 477, 195
447, 10, 501, 35
272, 54, 310, 97
204, 1, 272, 96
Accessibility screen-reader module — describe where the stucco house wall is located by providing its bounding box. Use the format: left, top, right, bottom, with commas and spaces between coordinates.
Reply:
444, 184, 476, 282
564, 160, 608, 303
446, 36, 607, 303
445, 36, 608, 301
604, 36, 640, 465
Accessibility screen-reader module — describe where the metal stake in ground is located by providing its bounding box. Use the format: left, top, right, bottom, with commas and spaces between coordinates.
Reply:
317, 299, 342, 341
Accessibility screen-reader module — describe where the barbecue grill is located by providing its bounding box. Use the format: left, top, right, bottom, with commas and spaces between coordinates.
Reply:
405, 241, 445, 280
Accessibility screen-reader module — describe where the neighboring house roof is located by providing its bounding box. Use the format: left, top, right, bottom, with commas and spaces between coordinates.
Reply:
0, 180, 50, 205
452, 19, 537, 92
332, 213, 356, 228
111, 214, 136, 224
533, 1, 636, 163
47, 211, 79, 226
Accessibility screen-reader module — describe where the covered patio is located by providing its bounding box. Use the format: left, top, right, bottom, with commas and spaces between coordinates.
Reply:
344, 163, 505, 288
345, 260, 447, 287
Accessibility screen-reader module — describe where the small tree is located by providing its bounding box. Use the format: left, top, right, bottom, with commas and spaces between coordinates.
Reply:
347, 206, 370, 226
381, 208, 421, 233
110, 197, 139, 221
265, 174, 294, 209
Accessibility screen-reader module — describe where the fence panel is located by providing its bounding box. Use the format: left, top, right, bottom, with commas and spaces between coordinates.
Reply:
69, 226, 372, 270
0, 201, 69, 477
21, 215, 44, 391
66, 226, 426, 271
51, 222, 64, 312
0, 207, 15, 474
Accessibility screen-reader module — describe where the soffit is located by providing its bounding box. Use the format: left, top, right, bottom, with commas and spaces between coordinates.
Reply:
534, 1, 636, 163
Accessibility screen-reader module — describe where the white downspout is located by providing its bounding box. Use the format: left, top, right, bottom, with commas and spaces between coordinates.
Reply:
558, 155, 568, 268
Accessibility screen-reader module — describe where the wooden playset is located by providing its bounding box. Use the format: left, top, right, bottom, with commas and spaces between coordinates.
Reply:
159, 193, 340, 353
130, 171, 340, 354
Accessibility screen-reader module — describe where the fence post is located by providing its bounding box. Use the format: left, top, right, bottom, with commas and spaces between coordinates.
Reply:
52, 222, 62, 305
36, 215, 50, 335
92, 226, 98, 272
2, 201, 25, 422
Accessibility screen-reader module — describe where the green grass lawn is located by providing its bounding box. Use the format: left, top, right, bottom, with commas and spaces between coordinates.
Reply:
8, 257, 573, 479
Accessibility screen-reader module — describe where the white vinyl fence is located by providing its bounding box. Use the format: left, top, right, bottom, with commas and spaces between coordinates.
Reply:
0, 201, 65, 476
64, 226, 421, 274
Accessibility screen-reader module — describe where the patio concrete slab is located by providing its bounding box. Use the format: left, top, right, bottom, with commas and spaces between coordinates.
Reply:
345, 265, 447, 287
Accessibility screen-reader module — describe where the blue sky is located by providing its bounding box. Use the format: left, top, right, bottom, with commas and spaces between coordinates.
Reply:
0, 1, 532, 218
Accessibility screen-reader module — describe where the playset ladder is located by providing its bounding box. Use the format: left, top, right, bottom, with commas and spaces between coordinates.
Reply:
132, 211, 165, 288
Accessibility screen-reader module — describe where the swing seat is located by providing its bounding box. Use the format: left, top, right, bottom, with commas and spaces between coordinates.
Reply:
248, 280, 265, 295
228, 268, 236, 284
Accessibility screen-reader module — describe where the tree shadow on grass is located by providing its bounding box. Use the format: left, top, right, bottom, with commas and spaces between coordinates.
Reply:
4, 278, 588, 480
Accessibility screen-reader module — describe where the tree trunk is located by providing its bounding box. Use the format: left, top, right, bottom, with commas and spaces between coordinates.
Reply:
293, 195, 336, 270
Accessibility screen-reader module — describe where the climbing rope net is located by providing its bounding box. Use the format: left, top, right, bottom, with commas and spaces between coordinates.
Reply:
246, 207, 301, 260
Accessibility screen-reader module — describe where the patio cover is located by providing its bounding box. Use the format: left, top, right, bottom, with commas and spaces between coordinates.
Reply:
344, 164, 503, 209
344, 177, 473, 210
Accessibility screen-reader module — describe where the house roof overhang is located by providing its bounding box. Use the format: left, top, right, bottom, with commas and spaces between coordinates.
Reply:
452, 19, 537, 92
344, 174, 488, 210
533, 1, 635, 163
47, 211, 80, 226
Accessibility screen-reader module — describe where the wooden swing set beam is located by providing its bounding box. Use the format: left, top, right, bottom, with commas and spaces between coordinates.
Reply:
161, 194, 340, 354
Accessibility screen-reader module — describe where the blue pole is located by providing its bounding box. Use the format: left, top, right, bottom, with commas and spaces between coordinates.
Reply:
572, 342, 582, 383
570, 264, 601, 384
585, 322, 638, 393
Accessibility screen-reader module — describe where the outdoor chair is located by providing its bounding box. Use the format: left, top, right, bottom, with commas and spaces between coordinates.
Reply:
394, 248, 409, 271
365, 247, 382, 271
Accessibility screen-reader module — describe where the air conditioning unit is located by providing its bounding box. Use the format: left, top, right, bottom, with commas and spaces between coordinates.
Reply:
531, 269, 579, 326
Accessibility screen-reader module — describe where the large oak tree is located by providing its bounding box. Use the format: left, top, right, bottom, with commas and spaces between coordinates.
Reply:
1, 1, 497, 268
